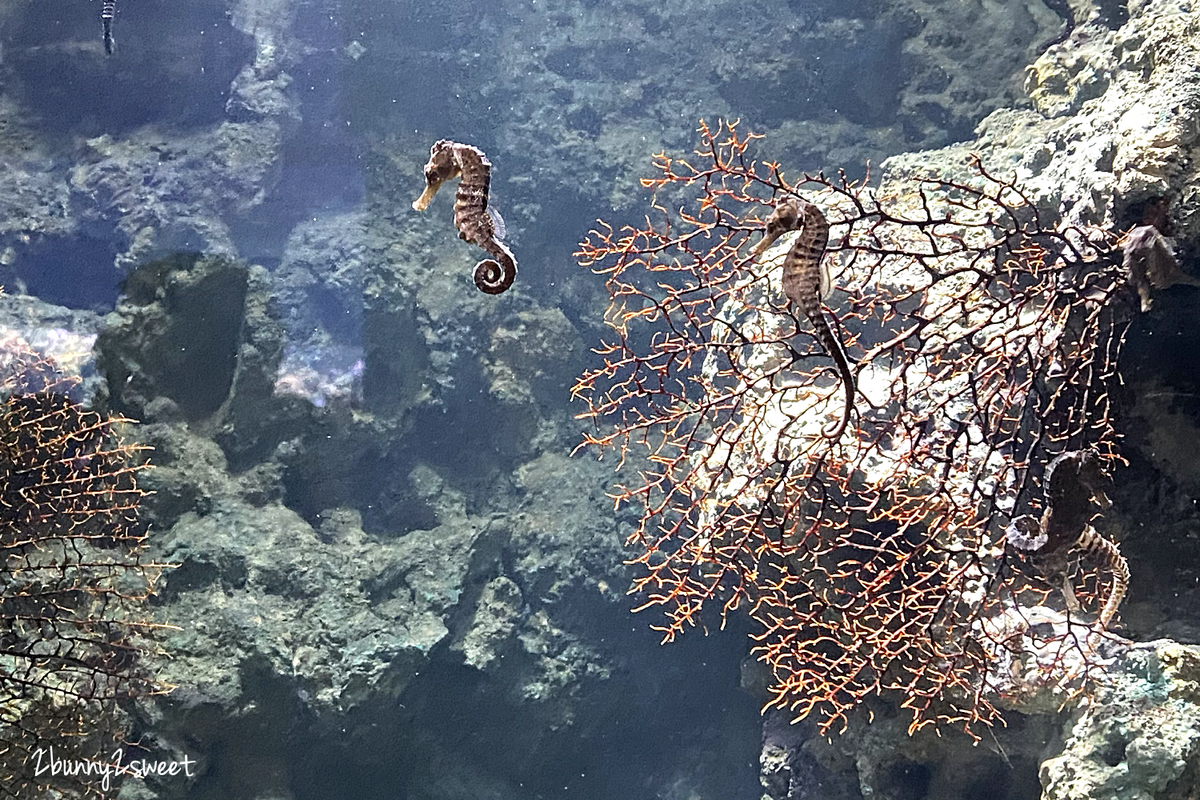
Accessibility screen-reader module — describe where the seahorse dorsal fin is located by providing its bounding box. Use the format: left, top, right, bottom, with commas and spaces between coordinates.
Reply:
819, 256, 832, 300
488, 206, 507, 242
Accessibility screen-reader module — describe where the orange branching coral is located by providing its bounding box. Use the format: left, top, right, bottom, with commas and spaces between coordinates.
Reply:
0, 343, 168, 797
573, 120, 1132, 736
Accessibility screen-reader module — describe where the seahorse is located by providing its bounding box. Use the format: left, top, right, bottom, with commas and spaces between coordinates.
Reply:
750, 196, 854, 439
411, 139, 517, 295
1123, 224, 1200, 312
101, 0, 116, 55
1004, 449, 1128, 629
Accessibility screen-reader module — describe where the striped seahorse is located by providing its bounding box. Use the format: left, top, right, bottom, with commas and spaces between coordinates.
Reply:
1005, 449, 1129, 630
101, 0, 116, 55
411, 140, 517, 295
750, 196, 854, 439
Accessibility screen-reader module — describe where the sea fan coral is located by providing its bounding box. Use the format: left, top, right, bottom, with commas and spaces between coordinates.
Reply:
0, 340, 166, 797
574, 120, 1132, 735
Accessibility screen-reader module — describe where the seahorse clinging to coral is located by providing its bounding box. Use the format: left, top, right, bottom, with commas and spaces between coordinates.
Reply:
412, 140, 517, 295
1005, 449, 1128, 630
751, 196, 854, 439
1122, 224, 1200, 312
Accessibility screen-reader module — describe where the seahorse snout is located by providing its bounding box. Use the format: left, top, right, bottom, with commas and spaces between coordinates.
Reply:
412, 180, 443, 212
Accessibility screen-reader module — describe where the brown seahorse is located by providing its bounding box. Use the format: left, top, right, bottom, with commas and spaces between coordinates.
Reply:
1123, 224, 1199, 312
1005, 449, 1129, 630
750, 196, 854, 439
412, 139, 517, 295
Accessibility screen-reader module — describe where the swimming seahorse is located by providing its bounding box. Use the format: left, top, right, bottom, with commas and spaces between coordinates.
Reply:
101, 0, 116, 55
411, 140, 517, 295
1005, 449, 1128, 629
750, 196, 854, 439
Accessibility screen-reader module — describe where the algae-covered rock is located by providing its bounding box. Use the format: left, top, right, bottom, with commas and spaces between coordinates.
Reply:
456, 576, 523, 670
97, 252, 286, 436
69, 122, 284, 271
1041, 640, 1200, 800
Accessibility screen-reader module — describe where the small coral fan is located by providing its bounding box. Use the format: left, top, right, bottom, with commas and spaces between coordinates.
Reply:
0, 342, 165, 798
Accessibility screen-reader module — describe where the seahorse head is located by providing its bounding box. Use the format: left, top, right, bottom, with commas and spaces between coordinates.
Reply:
749, 197, 801, 258
412, 140, 462, 211
1045, 448, 1111, 510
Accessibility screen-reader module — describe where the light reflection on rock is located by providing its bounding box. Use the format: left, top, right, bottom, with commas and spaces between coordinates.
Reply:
273, 342, 363, 408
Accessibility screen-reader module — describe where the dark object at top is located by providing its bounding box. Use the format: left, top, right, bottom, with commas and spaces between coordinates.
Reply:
412, 139, 518, 295
101, 0, 116, 55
